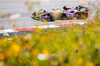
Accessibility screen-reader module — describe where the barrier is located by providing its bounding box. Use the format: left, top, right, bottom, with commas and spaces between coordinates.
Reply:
0, 23, 84, 38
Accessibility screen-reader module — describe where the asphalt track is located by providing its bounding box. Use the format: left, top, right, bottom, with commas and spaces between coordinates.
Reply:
0, 19, 86, 30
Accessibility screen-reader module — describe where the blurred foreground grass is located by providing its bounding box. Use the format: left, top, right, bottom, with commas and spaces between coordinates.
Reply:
0, 21, 100, 66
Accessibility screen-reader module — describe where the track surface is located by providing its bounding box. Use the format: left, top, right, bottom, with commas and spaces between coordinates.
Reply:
0, 19, 86, 30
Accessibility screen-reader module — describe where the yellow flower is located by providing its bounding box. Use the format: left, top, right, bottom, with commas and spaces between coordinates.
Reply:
32, 49, 39, 56
43, 21, 47, 25
76, 58, 83, 65
41, 35, 50, 43
4, 50, 12, 58
0, 39, 6, 45
89, 27, 95, 32
95, 21, 100, 25
1, 13, 8, 18
42, 49, 49, 55
30, 61, 37, 66
0, 52, 5, 61
10, 42, 21, 56
85, 62, 94, 66
73, 28, 77, 32
35, 28, 42, 33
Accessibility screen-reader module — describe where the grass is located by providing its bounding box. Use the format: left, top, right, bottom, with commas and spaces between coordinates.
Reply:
0, 21, 100, 66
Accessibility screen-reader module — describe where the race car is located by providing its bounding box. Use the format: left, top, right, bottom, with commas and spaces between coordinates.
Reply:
32, 9, 54, 21
61, 8, 88, 20
32, 5, 88, 21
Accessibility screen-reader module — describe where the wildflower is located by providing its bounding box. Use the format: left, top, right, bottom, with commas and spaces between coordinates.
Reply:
75, 49, 79, 53
76, 58, 83, 65
89, 27, 95, 32
85, 62, 94, 66
41, 35, 49, 42
13, 20, 16, 27
24, 45, 30, 51
1, 13, 7, 18
10, 42, 21, 56
1, 25, 5, 30
43, 21, 47, 25
13, 23, 16, 28
30, 61, 37, 66
9, 14, 21, 20
25, 1, 29, 5
95, 21, 100, 25
32, 49, 39, 56
42, 49, 49, 55
73, 28, 77, 32
0, 39, 6, 45
4, 50, 12, 58
37, 54, 48, 60
24, 34, 32, 40
0, 53, 5, 61
1, 13, 10, 18
35, 28, 42, 33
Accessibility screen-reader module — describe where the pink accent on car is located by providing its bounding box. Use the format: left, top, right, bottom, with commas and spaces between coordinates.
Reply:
74, 14, 76, 17
36, 15, 39, 17
66, 10, 70, 12
69, 8, 74, 10
66, 14, 68, 16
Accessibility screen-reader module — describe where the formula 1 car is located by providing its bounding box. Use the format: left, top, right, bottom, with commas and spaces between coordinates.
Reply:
32, 10, 54, 21
61, 5, 88, 20
31, 5, 88, 21
61, 10, 88, 20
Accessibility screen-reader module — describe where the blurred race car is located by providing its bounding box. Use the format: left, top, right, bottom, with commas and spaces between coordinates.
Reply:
32, 10, 54, 21
61, 8, 88, 20
32, 5, 88, 21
